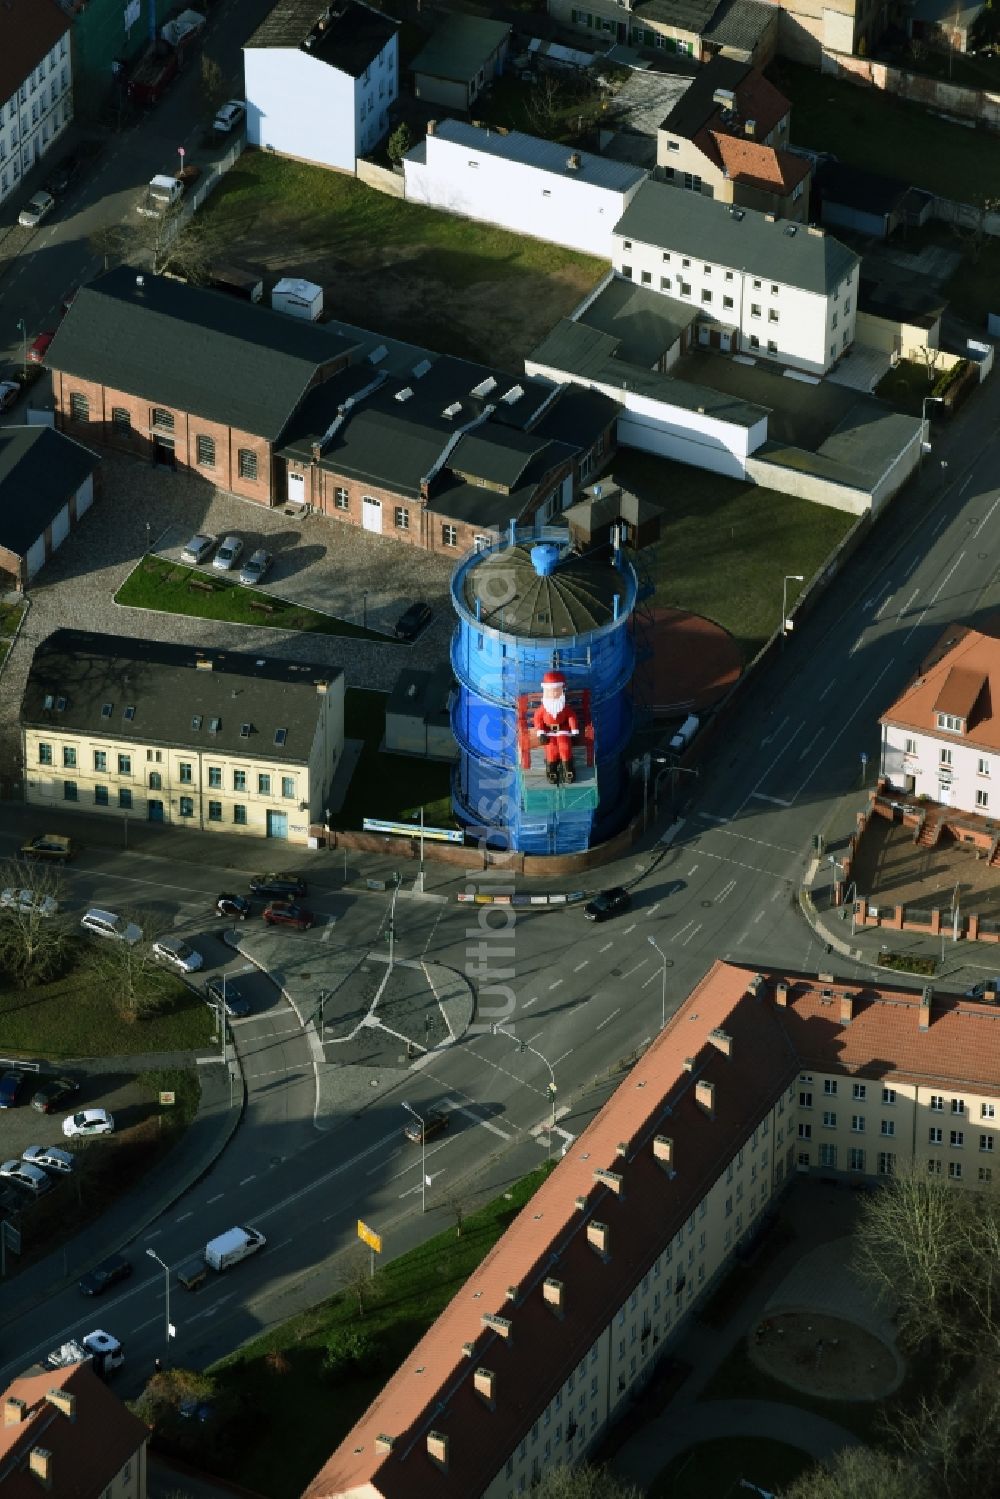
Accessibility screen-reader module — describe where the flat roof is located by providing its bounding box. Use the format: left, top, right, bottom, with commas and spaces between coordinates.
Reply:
410, 14, 511, 82
421, 119, 647, 193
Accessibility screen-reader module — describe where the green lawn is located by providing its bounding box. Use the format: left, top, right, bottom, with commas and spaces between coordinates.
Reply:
336, 688, 453, 831
0, 950, 215, 1057
613, 451, 856, 660
769, 60, 1000, 203
701, 1336, 881, 1441
650, 1436, 813, 1498
184, 1165, 555, 1497
115, 557, 398, 644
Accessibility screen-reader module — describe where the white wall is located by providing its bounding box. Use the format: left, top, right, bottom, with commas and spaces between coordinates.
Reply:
0, 32, 72, 208
405, 133, 644, 259
881, 723, 996, 816
245, 33, 397, 174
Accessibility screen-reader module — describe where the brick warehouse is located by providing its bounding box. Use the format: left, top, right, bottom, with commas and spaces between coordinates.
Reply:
45, 269, 619, 553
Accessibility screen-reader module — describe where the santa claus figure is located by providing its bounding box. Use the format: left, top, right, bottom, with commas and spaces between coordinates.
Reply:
533, 670, 579, 784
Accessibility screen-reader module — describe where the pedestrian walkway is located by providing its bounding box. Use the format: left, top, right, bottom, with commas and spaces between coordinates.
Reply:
618, 1398, 856, 1476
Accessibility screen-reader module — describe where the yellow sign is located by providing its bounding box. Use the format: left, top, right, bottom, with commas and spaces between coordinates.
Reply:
159, 1091, 176, 1105
357, 1219, 382, 1254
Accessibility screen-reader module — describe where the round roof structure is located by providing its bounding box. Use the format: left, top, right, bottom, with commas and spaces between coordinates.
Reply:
462, 541, 623, 639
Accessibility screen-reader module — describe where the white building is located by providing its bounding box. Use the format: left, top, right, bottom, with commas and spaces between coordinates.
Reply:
0, 0, 72, 210
880, 624, 1000, 817
403, 119, 647, 261
244, 0, 399, 175
613, 180, 860, 376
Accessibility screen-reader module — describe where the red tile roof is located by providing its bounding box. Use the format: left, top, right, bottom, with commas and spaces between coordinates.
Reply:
0, 0, 69, 109
697, 130, 811, 196
0, 1362, 148, 1498
727, 68, 790, 139
881, 622, 1000, 750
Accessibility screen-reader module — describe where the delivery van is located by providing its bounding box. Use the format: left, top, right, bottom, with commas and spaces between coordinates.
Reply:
204, 1225, 266, 1272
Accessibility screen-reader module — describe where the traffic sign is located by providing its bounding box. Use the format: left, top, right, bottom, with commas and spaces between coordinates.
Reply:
159, 1091, 175, 1105
357, 1219, 382, 1254
860, 752, 869, 765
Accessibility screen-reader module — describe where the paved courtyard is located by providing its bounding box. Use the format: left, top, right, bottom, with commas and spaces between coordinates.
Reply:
853, 817, 1000, 919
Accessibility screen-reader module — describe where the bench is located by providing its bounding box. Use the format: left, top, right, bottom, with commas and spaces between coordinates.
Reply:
249, 599, 275, 615
188, 579, 216, 594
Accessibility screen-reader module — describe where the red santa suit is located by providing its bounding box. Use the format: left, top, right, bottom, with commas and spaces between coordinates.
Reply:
533, 671, 579, 782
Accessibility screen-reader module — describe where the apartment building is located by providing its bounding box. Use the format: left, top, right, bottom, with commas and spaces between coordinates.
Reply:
879, 622, 1000, 818
245, 0, 399, 173
21, 631, 344, 845
613, 181, 859, 374
0, 0, 72, 211
0, 1361, 148, 1499
305, 960, 1000, 1498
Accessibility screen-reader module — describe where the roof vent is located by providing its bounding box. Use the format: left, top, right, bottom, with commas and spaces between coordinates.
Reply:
764, 211, 776, 222
442, 401, 462, 419
368, 344, 388, 365
807, 225, 825, 237
712, 87, 735, 108
470, 376, 497, 398
374, 1434, 395, 1454
501, 384, 524, 405
412, 358, 432, 378
531, 542, 560, 577
135, 274, 144, 288
744, 118, 756, 137
240, 722, 251, 738
395, 386, 414, 402
784, 224, 798, 236
566, 152, 582, 170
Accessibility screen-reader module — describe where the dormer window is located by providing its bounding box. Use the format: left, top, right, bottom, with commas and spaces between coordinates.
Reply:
937, 713, 964, 733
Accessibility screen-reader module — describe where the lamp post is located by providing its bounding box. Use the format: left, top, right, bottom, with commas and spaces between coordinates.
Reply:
647, 936, 668, 1031
827, 854, 846, 908
782, 574, 805, 639
362, 590, 368, 630
412, 805, 425, 891
387, 872, 401, 975
15, 319, 26, 379
401, 1101, 427, 1213
493, 1024, 557, 1147
145, 1248, 173, 1356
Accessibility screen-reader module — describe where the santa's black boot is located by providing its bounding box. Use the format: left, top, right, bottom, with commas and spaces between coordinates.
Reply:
564, 762, 575, 783
546, 764, 558, 784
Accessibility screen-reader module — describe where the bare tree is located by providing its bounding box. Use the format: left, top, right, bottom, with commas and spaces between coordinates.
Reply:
438, 1185, 474, 1238
0, 860, 70, 982
86, 912, 175, 1022
524, 73, 565, 138
88, 222, 130, 273
781, 1447, 927, 1499
199, 54, 228, 117
535, 1465, 642, 1499
338, 1244, 383, 1318
949, 193, 1000, 263
885, 1380, 1000, 1499
916, 344, 945, 386
126, 202, 225, 282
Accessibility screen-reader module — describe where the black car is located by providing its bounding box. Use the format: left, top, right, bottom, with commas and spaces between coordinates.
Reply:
403, 1109, 449, 1144
216, 892, 253, 920
248, 872, 307, 898
204, 977, 252, 1018
78, 1253, 132, 1296
44, 154, 78, 197
0, 1072, 24, 1108
583, 887, 631, 922
394, 602, 432, 641
31, 1076, 79, 1114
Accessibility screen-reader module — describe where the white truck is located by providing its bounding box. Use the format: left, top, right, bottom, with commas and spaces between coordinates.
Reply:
160, 8, 206, 48
136, 174, 185, 218
204, 1225, 266, 1272
45, 1329, 124, 1380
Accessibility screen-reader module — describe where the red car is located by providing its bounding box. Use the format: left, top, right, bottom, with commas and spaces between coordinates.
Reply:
262, 901, 314, 932
28, 331, 55, 365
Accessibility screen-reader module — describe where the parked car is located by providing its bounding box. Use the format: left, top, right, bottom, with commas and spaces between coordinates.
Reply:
0, 887, 59, 918
262, 901, 314, 932
0, 1072, 25, 1109
0, 380, 20, 412
204, 976, 252, 1018
239, 548, 272, 586
18, 190, 55, 228
213, 535, 243, 572
213, 99, 246, 134
63, 1108, 114, 1139
394, 601, 432, 641
80, 908, 142, 944
583, 887, 631, 922
78, 1254, 133, 1297
0, 1159, 51, 1194
249, 873, 307, 898
19, 834, 73, 863
22, 1145, 74, 1175
152, 936, 204, 973
403, 1109, 449, 1144
181, 532, 216, 565
31, 1076, 79, 1114
216, 892, 252, 920
28, 331, 55, 365
44, 155, 78, 197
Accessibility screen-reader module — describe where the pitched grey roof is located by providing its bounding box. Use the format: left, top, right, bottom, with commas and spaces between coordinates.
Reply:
45, 267, 356, 442
410, 15, 511, 83
246, 0, 398, 76
423, 120, 647, 193
660, 56, 751, 137
632, 0, 719, 33
449, 427, 549, 490
22, 630, 341, 764
702, 0, 778, 53
0, 427, 99, 558
577, 277, 700, 366
615, 182, 858, 295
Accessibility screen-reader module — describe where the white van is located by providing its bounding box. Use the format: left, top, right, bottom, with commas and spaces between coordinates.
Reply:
204, 1225, 266, 1272
669, 713, 700, 754
80, 909, 143, 945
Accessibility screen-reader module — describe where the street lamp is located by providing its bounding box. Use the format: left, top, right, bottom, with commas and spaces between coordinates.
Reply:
387, 872, 402, 975
361, 590, 368, 630
493, 1024, 557, 1147
647, 936, 668, 1031
782, 574, 805, 638
15, 319, 26, 378
401, 1101, 427, 1213
828, 854, 846, 908
145, 1248, 174, 1356
412, 805, 425, 892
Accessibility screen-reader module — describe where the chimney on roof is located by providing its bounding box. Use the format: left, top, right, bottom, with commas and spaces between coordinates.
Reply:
764, 211, 776, 222
594, 1167, 624, 1195
745, 118, 756, 137
708, 1028, 733, 1058
807, 225, 825, 237
840, 992, 854, 1026
311, 442, 321, 462
818, 972, 834, 984
683, 1057, 696, 1073
616, 1140, 628, 1159
474, 1367, 497, 1407
45, 1390, 75, 1422
653, 1134, 675, 1170
748, 974, 765, 998
543, 1277, 565, 1317
195, 657, 213, 671
375, 1434, 395, 1455
587, 1221, 610, 1259
482, 1313, 512, 1339
4, 1398, 27, 1426
315, 679, 329, 694
426, 1431, 449, 1471
566, 152, 581, 171
505, 1283, 519, 1303
919, 986, 932, 1032
575, 1195, 588, 1212
461, 1341, 475, 1358
695, 1079, 715, 1117
775, 981, 789, 1007
29, 1450, 53, 1490
427, 119, 436, 135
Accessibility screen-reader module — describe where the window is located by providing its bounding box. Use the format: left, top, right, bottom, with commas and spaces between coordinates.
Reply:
982, 1104, 996, 1119
38, 741, 52, 765
880, 1120, 895, 1136
149, 771, 161, 790
394, 506, 409, 530
152, 407, 174, 431
882, 1087, 896, 1104
334, 487, 349, 510
952, 1098, 966, 1115
949, 1161, 963, 1180
258, 773, 271, 795
119, 788, 132, 809
621, 264, 632, 279
749, 335, 760, 350
233, 804, 247, 825
819, 1144, 837, 1167
950, 1130, 964, 1148
208, 800, 222, 822
208, 766, 222, 789
233, 770, 247, 792
929, 1127, 943, 1144
853, 1083, 867, 1101
179, 796, 194, 818
442, 525, 458, 547
679, 281, 691, 296
979, 756, 991, 776
622, 239, 632, 251
800, 1091, 812, 1108
980, 1167, 993, 1183
822, 1111, 836, 1128
63, 780, 77, 801
877, 1152, 895, 1176
768, 309, 779, 324
640, 270, 652, 285
282, 776, 295, 799
851, 1115, 866, 1133
767, 340, 778, 355
928, 1159, 942, 1175
937, 713, 963, 733
62, 746, 77, 768
750, 304, 761, 318
196, 434, 216, 467
69, 392, 89, 421
931, 1095, 944, 1112
977, 789, 990, 809
238, 449, 258, 481
797, 1123, 811, 1140
701, 289, 712, 305
904, 737, 916, 754
849, 1147, 865, 1172
723, 295, 734, 310
682, 173, 701, 191
94, 785, 108, 806
752, 279, 762, 289
981, 1135, 994, 1152
940, 747, 953, 766
824, 1079, 838, 1095
178, 761, 193, 784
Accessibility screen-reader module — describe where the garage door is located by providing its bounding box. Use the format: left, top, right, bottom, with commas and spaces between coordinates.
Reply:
25, 536, 45, 581
288, 470, 306, 505
50, 504, 70, 548
362, 495, 382, 534
75, 474, 94, 518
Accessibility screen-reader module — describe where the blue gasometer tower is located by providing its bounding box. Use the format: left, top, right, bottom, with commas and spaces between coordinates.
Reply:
450, 525, 638, 855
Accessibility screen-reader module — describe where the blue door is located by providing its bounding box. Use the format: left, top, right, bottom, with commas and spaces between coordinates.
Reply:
148, 799, 164, 823
266, 810, 288, 840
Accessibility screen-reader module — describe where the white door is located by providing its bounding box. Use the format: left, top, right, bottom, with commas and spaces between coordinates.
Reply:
721, 330, 732, 352
50, 504, 70, 547
362, 495, 382, 534
938, 780, 952, 806
75, 474, 94, 517
287, 470, 306, 505
25, 535, 45, 580
698, 324, 710, 347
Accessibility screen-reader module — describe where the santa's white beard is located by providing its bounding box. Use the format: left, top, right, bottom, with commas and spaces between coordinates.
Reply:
542, 693, 566, 716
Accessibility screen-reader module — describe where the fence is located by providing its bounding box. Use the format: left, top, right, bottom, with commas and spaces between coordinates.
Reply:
820, 47, 1000, 131
154, 134, 246, 265
356, 158, 404, 198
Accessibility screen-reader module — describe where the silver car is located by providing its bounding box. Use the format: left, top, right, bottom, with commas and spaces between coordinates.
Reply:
18, 190, 55, 229
0, 1158, 52, 1194
152, 936, 204, 973
239, 548, 272, 586
213, 100, 246, 134
0, 887, 58, 917
22, 1145, 74, 1174
181, 532, 216, 565
213, 535, 243, 572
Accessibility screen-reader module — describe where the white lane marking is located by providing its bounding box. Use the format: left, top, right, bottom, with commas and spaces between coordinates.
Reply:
929, 551, 965, 604
798, 730, 823, 762
320, 923, 334, 943
685, 864, 700, 876
753, 910, 765, 923
959, 475, 972, 498
791, 662, 895, 804
752, 792, 792, 807
642, 968, 661, 989
818, 682, 834, 700
143, 1229, 162, 1241
699, 812, 728, 823
622, 923, 637, 935
759, 715, 788, 747
549, 978, 564, 991
574, 960, 589, 972
522, 996, 539, 1009
207, 1193, 224, 1204
681, 923, 703, 946
848, 632, 864, 656
973, 494, 1000, 536
873, 587, 892, 620
646, 902, 660, 917
175, 1211, 193, 1224
930, 514, 948, 538
443, 1097, 513, 1138
704, 827, 800, 856
599, 942, 614, 953
619, 958, 649, 979
899, 586, 919, 616
596, 1007, 621, 1031
132, 1315, 161, 1333
552, 1048, 574, 1067
239, 1174, 256, 1185
717, 879, 737, 902
672, 920, 694, 943
903, 607, 928, 643
731, 723, 804, 817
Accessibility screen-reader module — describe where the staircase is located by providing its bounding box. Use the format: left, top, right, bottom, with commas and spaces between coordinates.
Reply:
915, 812, 943, 849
